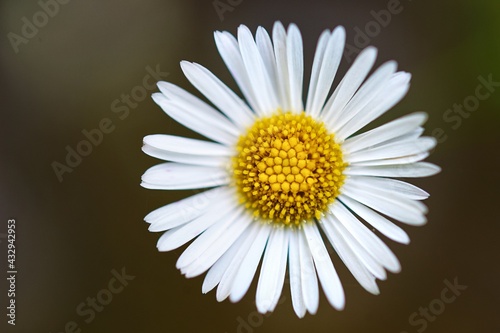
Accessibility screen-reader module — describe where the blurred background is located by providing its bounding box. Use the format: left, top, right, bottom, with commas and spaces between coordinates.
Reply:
1, 0, 499, 332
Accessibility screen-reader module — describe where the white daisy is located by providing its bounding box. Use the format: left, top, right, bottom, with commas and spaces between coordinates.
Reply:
141, 21, 440, 317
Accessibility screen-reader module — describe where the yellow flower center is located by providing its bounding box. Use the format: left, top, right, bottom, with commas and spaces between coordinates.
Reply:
232, 111, 347, 226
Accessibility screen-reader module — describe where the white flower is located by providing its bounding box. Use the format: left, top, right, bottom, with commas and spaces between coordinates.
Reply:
141, 21, 440, 317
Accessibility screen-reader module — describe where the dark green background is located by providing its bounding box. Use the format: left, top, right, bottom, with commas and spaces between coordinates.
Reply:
1, 0, 499, 332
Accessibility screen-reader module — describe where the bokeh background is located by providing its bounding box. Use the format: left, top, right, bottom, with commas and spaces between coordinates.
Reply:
1, 0, 499, 332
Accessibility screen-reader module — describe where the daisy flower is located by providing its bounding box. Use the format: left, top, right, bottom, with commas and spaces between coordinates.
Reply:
141, 21, 440, 317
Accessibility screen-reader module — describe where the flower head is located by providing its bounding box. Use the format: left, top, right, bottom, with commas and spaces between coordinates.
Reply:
141, 21, 440, 317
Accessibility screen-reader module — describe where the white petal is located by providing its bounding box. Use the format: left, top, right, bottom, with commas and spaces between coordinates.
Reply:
272, 21, 291, 111
202, 233, 242, 294
157, 81, 239, 137
155, 196, 237, 251
144, 134, 232, 156
344, 162, 441, 178
320, 216, 380, 294
256, 227, 288, 313
256, 26, 280, 105
346, 177, 430, 214
306, 27, 345, 117
286, 24, 304, 113
157, 82, 238, 134
176, 206, 243, 269
347, 176, 429, 200
331, 61, 397, 133
330, 215, 387, 280
339, 195, 410, 244
336, 72, 411, 140
343, 112, 428, 153
142, 145, 229, 167
298, 228, 319, 315
288, 230, 306, 318
321, 47, 378, 125
146, 187, 227, 232
229, 223, 272, 303
351, 152, 429, 167
141, 163, 229, 190
376, 127, 425, 147
305, 30, 329, 115
214, 31, 260, 113
142, 146, 220, 168
341, 183, 426, 226
238, 25, 279, 114
303, 222, 345, 310
330, 202, 401, 273
268, 230, 289, 312
152, 93, 237, 145
180, 208, 252, 278
345, 137, 437, 164
216, 222, 261, 301
179, 62, 255, 129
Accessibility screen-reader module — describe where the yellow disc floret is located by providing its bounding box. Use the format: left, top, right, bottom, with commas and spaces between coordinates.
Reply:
232, 111, 347, 226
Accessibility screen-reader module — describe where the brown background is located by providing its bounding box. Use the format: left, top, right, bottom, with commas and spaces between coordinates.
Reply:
1, 0, 499, 332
